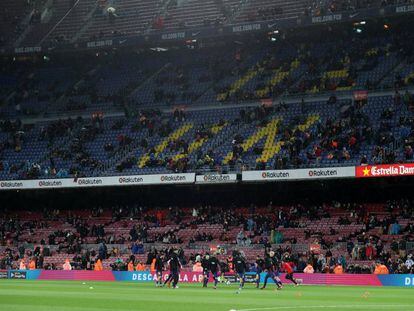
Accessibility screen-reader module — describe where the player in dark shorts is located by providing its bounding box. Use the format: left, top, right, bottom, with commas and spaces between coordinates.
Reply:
234, 253, 247, 294
202, 254, 210, 288
261, 251, 283, 290
255, 255, 265, 289
155, 254, 164, 287
209, 254, 220, 289
163, 253, 181, 289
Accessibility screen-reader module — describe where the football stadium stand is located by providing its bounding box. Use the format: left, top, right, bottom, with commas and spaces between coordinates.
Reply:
1, 26, 414, 179
1, 199, 413, 273
1, 0, 414, 283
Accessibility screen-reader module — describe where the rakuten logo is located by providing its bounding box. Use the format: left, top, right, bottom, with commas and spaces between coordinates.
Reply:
308, 169, 337, 177
118, 177, 144, 184
261, 172, 290, 179
203, 175, 230, 182
160, 175, 186, 182
38, 180, 62, 187
0, 181, 23, 188
77, 178, 103, 185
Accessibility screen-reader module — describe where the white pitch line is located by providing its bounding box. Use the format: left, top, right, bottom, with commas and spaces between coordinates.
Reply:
235, 304, 414, 311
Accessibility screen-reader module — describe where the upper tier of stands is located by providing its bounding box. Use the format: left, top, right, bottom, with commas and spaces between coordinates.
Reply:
3, 0, 407, 47
16, 0, 308, 46
3, 29, 414, 117
0, 29, 414, 180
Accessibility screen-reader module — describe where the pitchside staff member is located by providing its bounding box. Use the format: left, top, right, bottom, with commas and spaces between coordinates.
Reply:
163, 253, 182, 289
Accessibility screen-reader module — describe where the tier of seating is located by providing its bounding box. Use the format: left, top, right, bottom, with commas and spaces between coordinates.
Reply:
13, 0, 304, 46
3, 0, 408, 48
0, 0, 32, 46
1, 89, 414, 180
0, 27, 414, 180
1, 200, 413, 272
3, 29, 414, 117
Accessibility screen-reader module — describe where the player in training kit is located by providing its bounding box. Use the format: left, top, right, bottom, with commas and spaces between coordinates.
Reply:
209, 255, 220, 289
155, 254, 164, 287
282, 260, 298, 286
261, 251, 283, 290
163, 253, 181, 289
255, 255, 265, 289
234, 254, 247, 294
202, 254, 210, 288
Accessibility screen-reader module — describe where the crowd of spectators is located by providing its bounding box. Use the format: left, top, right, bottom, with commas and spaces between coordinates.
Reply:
1, 84, 414, 179
1, 28, 414, 179
1, 198, 413, 273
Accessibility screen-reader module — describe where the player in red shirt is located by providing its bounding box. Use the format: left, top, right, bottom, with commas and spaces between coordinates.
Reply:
281, 260, 299, 286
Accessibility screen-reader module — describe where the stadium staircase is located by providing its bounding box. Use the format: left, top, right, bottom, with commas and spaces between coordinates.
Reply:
217, 59, 267, 101
173, 123, 227, 162
255, 59, 300, 98
139, 123, 194, 168
223, 118, 280, 164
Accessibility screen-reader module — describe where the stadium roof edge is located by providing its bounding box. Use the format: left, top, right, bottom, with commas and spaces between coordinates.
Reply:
4, 3, 414, 56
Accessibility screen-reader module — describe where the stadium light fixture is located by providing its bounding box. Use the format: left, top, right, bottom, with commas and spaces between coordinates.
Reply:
353, 21, 366, 26
150, 47, 168, 52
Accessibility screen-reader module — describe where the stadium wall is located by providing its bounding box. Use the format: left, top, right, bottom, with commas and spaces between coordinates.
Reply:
1, 270, 413, 287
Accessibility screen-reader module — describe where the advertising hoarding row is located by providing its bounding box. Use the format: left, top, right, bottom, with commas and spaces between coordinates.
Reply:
2, 163, 414, 190
3, 270, 414, 287
0, 173, 195, 190
242, 167, 355, 182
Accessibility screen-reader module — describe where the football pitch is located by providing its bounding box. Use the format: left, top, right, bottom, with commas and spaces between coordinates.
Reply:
0, 280, 413, 311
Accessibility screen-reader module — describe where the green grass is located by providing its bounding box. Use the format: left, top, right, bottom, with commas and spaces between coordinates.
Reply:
0, 280, 413, 311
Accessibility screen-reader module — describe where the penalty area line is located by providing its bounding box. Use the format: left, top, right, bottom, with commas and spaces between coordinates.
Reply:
233, 304, 414, 311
